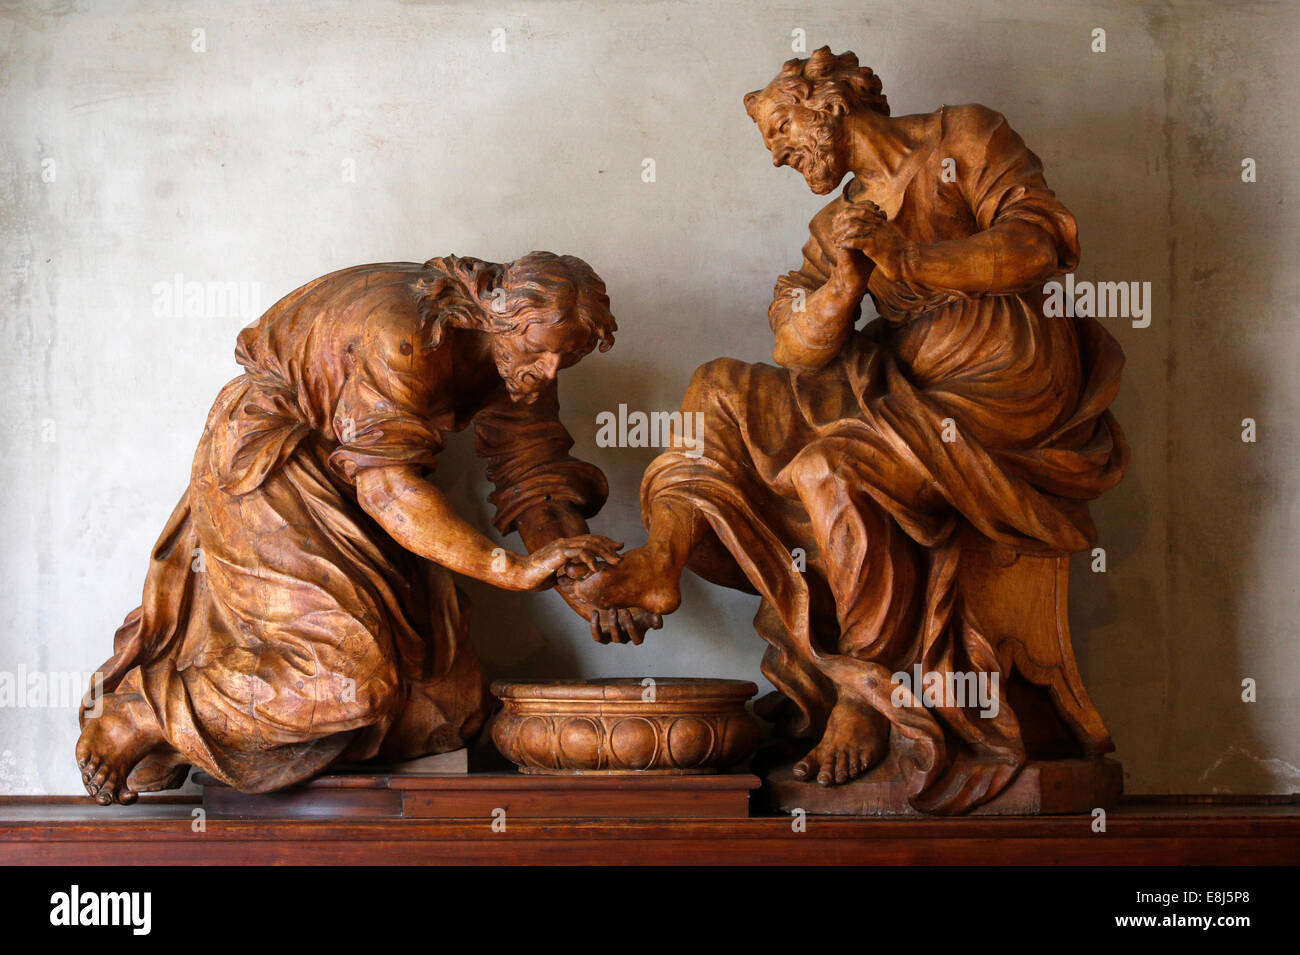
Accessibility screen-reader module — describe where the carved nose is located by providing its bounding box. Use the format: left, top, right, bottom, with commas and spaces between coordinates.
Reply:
536, 353, 561, 378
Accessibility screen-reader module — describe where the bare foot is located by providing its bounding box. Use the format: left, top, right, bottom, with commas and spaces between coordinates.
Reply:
569, 543, 682, 615
75, 704, 164, 806
126, 753, 191, 795
793, 698, 889, 786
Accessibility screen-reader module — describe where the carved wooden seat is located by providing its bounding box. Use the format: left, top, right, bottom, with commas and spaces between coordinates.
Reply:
953, 522, 1114, 759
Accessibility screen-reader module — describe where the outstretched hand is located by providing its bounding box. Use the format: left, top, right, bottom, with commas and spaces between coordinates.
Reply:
517, 534, 623, 591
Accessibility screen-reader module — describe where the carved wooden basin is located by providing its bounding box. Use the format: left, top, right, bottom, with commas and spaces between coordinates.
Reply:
490, 678, 761, 774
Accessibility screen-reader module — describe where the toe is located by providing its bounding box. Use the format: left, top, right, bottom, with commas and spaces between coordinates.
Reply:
99, 772, 120, 803
816, 756, 834, 785
95, 790, 113, 806
793, 752, 819, 779
833, 751, 849, 784
860, 746, 881, 772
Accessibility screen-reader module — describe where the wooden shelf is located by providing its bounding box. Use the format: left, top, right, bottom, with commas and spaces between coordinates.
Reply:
2, 796, 1296, 865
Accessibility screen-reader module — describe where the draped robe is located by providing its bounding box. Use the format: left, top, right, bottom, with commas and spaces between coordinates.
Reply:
84, 263, 607, 793
641, 104, 1129, 813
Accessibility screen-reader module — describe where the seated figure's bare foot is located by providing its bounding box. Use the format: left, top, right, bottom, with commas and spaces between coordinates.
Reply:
569, 543, 682, 616
794, 697, 889, 786
75, 702, 165, 806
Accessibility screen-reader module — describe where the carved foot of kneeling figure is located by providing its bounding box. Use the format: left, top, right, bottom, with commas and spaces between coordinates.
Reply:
75, 699, 167, 805
793, 698, 890, 786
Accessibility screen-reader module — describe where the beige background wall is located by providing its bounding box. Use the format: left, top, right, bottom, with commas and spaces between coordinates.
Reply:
1, 0, 1295, 795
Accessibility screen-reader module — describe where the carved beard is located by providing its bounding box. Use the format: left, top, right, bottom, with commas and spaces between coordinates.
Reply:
498, 359, 546, 404
490, 336, 550, 405
795, 112, 845, 195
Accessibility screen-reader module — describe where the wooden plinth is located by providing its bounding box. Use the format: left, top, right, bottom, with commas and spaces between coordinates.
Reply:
2, 797, 1296, 865
197, 771, 760, 820
764, 757, 1123, 816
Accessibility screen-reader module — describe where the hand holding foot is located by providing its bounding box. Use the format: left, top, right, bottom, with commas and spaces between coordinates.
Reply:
515, 534, 623, 591
568, 543, 682, 617
557, 587, 663, 645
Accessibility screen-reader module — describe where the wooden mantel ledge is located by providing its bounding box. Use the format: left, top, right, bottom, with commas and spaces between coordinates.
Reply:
1, 795, 1296, 865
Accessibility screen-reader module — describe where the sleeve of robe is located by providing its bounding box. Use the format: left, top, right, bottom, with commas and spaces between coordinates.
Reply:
952, 105, 1080, 280
472, 380, 609, 536
769, 227, 845, 325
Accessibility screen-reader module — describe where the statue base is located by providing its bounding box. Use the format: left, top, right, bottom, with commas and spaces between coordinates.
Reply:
762, 755, 1122, 816
197, 765, 760, 820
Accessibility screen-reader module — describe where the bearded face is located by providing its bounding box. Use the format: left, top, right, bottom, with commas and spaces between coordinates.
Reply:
794, 111, 845, 194
489, 314, 593, 404
751, 96, 847, 195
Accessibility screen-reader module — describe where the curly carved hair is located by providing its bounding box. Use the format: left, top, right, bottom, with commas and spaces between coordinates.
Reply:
744, 46, 890, 120
413, 251, 616, 354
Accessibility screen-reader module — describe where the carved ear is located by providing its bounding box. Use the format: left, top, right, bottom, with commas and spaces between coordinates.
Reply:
743, 90, 761, 120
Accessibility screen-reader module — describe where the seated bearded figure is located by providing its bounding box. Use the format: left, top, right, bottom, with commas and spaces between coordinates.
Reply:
571, 49, 1128, 815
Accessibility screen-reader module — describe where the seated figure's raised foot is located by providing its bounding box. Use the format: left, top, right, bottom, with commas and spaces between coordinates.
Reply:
571, 543, 682, 616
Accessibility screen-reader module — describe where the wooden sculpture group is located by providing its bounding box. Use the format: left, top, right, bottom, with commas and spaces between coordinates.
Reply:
77, 48, 1127, 815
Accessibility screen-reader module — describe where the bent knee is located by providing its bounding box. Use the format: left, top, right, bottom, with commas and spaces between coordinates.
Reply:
789, 440, 848, 492
683, 357, 757, 413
